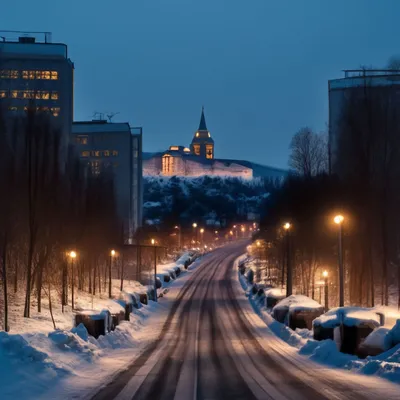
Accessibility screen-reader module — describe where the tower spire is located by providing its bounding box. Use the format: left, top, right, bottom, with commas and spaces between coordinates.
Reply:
198, 106, 207, 131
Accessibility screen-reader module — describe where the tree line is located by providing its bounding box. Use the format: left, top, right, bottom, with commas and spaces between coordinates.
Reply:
261, 72, 400, 308
0, 103, 121, 331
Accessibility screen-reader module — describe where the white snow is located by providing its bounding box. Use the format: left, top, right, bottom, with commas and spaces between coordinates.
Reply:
273, 294, 323, 313
0, 255, 205, 400
265, 288, 286, 299
363, 327, 392, 351
236, 254, 400, 386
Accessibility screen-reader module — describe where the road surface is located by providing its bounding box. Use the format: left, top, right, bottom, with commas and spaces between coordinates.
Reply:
92, 243, 400, 400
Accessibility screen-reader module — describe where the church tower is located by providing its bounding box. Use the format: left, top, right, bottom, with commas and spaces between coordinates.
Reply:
190, 107, 214, 159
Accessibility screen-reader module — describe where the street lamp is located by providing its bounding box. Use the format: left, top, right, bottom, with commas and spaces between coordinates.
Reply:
152, 239, 158, 303
283, 222, 292, 296
334, 215, 344, 307
192, 223, 198, 244
68, 251, 77, 310
109, 249, 116, 299
322, 270, 329, 311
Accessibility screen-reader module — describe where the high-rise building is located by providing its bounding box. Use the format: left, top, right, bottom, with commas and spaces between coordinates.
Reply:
0, 31, 74, 158
72, 121, 143, 242
329, 69, 400, 174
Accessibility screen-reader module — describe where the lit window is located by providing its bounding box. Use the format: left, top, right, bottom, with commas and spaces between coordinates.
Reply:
81, 151, 90, 157
112, 150, 118, 156
196, 132, 199, 137
22, 71, 29, 79
43, 71, 51, 80
29, 71, 35, 79
23, 91, 35, 99
51, 92, 58, 100
51, 71, 58, 80
76, 136, 88, 145
103, 150, 110, 157
193, 144, 200, 155
92, 151, 101, 157
8, 106, 18, 112
0, 90, 7, 98
51, 107, 60, 117
90, 161, 102, 176
10, 70, 19, 79
10, 91, 18, 99
206, 144, 213, 159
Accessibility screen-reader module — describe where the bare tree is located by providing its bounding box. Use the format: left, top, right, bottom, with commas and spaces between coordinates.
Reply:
289, 127, 328, 177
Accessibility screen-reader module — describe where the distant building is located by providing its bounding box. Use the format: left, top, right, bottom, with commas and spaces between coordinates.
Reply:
143, 108, 287, 180
329, 69, 400, 174
71, 121, 143, 242
0, 31, 74, 160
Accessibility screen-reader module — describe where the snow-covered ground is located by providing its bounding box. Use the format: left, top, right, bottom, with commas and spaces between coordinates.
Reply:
0, 255, 204, 400
236, 255, 400, 385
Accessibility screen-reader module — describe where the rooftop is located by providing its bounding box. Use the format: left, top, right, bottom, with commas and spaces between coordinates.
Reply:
0, 30, 68, 58
72, 121, 132, 134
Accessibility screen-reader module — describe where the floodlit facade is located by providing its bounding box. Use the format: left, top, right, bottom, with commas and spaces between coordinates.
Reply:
72, 121, 143, 242
0, 31, 74, 161
143, 107, 287, 180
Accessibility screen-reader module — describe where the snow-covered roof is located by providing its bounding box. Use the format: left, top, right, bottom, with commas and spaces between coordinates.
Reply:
273, 295, 323, 313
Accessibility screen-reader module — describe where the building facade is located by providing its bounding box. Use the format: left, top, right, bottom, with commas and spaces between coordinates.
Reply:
143, 108, 287, 180
0, 31, 74, 160
72, 121, 143, 242
329, 69, 400, 174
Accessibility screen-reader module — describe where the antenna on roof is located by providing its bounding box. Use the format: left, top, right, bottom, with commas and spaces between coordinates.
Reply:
106, 112, 120, 122
92, 111, 104, 121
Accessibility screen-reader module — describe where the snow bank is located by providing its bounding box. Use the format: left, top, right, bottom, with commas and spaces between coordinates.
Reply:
273, 294, 323, 313
236, 254, 400, 386
265, 288, 286, 299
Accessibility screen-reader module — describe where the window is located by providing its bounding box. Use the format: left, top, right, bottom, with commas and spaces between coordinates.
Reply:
92, 151, 101, 157
193, 144, 200, 155
103, 150, 110, 157
81, 151, 90, 157
206, 144, 213, 159
51, 92, 58, 100
8, 106, 18, 112
0, 90, 7, 98
51, 107, 60, 117
0, 70, 19, 79
112, 150, 118, 156
90, 161, 102, 176
51, 71, 58, 80
21, 70, 59, 80
76, 136, 88, 145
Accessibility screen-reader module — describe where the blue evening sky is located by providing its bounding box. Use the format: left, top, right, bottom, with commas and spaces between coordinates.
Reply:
2, 1, 399, 168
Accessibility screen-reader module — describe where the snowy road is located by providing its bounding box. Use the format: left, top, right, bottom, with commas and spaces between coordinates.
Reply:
92, 243, 400, 400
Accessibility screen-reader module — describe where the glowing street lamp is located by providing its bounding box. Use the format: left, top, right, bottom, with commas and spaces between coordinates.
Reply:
322, 270, 329, 311
108, 249, 117, 299
68, 251, 77, 310
151, 238, 155, 245
192, 222, 198, 228
283, 222, 292, 296
334, 215, 345, 307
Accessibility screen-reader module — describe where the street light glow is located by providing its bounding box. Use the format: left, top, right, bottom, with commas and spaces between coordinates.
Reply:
322, 270, 328, 278
69, 251, 77, 259
111, 249, 116, 257
334, 215, 344, 225
200, 228, 204, 234
241, 227, 245, 232
192, 222, 198, 228
230, 231, 233, 235
151, 238, 155, 245
256, 241, 261, 247
283, 222, 291, 230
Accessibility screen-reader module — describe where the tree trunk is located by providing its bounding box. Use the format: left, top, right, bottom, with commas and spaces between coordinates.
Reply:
120, 256, 124, 292
2, 236, 9, 332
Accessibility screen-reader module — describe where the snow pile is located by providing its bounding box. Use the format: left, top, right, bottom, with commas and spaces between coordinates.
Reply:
273, 294, 323, 313
265, 288, 286, 299
236, 254, 400, 386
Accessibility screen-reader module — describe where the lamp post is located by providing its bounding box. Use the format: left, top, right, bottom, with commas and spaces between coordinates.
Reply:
174, 225, 181, 250
334, 215, 344, 307
322, 270, 329, 311
109, 249, 116, 299
200, 228, 204, 245
283, 222, 292, 297
69, 251, 77, 310
192, 222, 198, 244
241, 226, 245, 238
233, 225, 238, 239
151, 239, 158, 303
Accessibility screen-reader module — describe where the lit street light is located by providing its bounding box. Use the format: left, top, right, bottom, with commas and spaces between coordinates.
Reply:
68, 251, 77, 310
283, 222, 292, 296
322, 270, 329, 311
334, 215, 344, 307
174, 226, 182, 250
152, 239, 158, 303
109, 249, 116, 299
